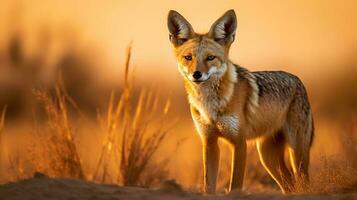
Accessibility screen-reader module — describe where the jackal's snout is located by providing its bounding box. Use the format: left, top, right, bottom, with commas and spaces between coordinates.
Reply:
187, 65, 227, 84
190, 70, 209, 84
192, 71, 202, 80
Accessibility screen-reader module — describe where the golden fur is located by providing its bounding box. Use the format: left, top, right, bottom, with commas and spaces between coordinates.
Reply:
168, 9, 314, 194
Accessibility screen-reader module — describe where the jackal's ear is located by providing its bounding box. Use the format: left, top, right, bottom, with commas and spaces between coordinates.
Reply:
167, 10, 194, 46
208, 9, 237, 46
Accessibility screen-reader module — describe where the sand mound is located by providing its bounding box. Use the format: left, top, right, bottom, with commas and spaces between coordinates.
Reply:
0, 174, 356, 200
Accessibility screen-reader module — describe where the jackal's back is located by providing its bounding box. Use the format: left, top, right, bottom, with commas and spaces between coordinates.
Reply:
235, 66, 313, 142
253, 71, 308, 103
251, 70, 314, 146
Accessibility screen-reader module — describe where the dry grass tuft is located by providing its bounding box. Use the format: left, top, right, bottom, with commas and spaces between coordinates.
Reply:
290, 157, 357, 194
93, 44, 174, 186
31, 80, 84, 179
0, 106, 6, 143
310, 158, 356, 193
0, 106, 7, 171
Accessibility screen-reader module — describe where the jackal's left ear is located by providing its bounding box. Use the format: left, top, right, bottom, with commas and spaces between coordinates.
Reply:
167, 10, 194, 46
208, 9, 237, 46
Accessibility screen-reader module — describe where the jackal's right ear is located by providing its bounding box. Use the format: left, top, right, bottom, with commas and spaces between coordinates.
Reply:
167, 10, 194, 46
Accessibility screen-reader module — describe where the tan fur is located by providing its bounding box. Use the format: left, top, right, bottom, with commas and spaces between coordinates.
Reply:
168, 10, 314, 194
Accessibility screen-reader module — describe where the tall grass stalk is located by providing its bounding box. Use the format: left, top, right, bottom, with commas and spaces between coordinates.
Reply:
94, 44, 173, 186
33, 80, 84, 179
0, 106, 6, 144
0, 106, 6, 173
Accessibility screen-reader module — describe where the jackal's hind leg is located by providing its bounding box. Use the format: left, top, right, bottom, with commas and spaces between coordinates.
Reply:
284, 86, 313, 189
285, 108, 313, 190
287, 133, 310, 185
256, 133, 293, 193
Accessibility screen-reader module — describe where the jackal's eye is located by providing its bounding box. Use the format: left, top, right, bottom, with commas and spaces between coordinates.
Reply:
206, 55, 216, 61
184, 55, 192, 61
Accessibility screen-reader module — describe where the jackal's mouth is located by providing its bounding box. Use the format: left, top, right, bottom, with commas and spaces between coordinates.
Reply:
192, 77, 210, 84
192, 80, 204, 84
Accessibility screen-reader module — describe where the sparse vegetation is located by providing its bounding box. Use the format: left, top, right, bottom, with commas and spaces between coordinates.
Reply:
1, 44, 174, 187
93, 45, 173, 186
306, 157, 356, 194
31, 81, 84, 179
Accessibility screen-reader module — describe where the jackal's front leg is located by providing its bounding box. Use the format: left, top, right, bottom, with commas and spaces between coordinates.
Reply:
229, 135, 246, 191
190, 106, 220, 194
202, 136, 220, 194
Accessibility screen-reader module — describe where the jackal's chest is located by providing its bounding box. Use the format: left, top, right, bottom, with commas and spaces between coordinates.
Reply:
189, 92, 223, 122
189, 93, 239, 136
216, 114, 240, 135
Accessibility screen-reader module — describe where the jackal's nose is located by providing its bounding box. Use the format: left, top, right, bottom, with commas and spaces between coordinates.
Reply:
192, 71, 202, 79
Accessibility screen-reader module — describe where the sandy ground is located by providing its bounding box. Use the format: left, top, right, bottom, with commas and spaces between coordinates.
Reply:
0, 174, 356, 200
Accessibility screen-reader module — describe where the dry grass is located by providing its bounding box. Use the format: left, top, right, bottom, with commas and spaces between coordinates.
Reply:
30, 81, 84, 179
93, 44, 173, 186
0, 106, 5, 144
306, 158, 356, 194
289, 158, 357, 194
2, 44, 174, 187
0, 106, 6, 172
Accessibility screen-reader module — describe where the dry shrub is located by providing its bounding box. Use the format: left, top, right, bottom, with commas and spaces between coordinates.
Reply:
138, 159, 171, 187
303, 157, 356, 194
7, 148, 28, 181
93, 44, 173, 186
30, 81, 84, 179
290, 156, 357, 194
119, 90, 172, 186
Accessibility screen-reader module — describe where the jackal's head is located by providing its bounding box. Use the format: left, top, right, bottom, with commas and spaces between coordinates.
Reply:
167, 10, 237, 84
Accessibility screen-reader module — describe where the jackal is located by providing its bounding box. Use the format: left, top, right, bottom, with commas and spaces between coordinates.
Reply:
167, 9, 314, 194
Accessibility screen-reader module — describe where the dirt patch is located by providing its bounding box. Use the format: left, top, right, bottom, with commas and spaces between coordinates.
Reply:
0, 175, 356, 200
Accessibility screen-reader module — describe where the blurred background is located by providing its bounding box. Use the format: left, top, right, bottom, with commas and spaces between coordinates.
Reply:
0, 0, 356, 192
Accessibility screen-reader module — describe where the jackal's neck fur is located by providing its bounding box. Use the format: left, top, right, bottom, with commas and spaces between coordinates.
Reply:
184, 61, 236, 122
184, 61, 259, 124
